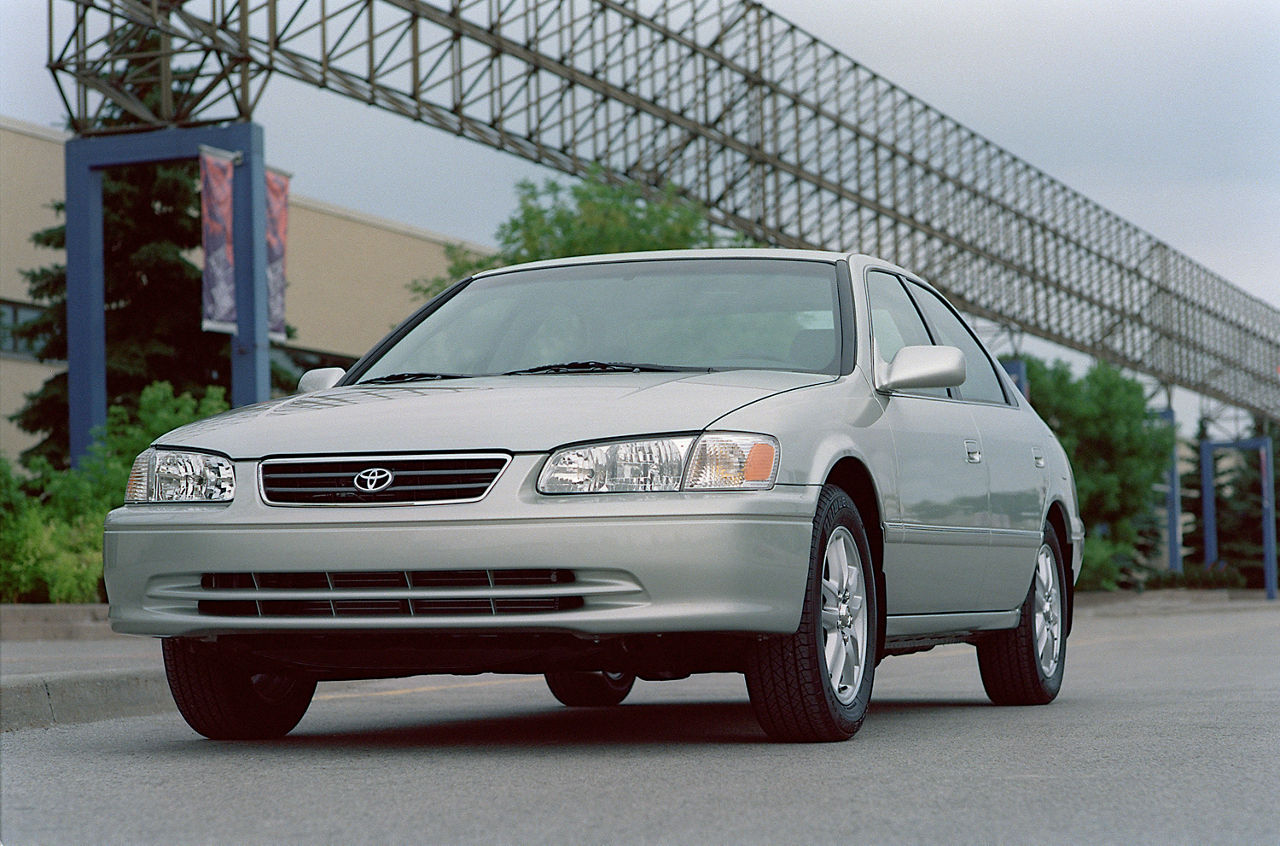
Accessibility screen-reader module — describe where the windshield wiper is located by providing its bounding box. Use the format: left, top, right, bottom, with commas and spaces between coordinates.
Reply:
502, 361, 704, 376
359, 371, 473, 384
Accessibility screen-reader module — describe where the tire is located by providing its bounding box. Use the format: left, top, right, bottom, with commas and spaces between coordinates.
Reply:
162, 638, 316, 740
977, 523, 1068, 705
745, 485, 880, 742
544, 671, 636, 706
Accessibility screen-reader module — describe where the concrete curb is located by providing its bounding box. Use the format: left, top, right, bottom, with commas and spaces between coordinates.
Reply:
1073, 588, 1276, 617
1, 669, 173, 732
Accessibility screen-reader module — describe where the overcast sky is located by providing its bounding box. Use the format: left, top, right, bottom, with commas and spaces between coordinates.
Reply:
2, 0, 1277, 311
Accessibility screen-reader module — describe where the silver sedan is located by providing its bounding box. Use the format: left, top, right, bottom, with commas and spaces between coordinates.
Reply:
105, 249, 1083, 742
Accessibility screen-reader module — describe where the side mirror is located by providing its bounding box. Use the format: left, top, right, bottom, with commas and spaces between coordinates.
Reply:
879, 345, 965, 392
297, 367, 346, 393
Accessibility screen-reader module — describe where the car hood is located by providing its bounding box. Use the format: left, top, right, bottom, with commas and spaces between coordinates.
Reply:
156, 370, 832, 458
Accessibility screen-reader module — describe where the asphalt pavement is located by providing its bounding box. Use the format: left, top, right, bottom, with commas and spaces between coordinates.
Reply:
1, 589, 1274, 732
2, 595, 1277, 845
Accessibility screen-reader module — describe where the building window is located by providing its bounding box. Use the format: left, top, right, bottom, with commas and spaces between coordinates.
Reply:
0, 300, 44, 358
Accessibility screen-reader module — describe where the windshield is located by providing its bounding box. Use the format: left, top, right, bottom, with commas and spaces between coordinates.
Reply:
356, 258, 842, 382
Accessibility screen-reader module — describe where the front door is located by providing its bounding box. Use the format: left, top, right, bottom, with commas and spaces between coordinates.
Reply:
865, 269, 990, 614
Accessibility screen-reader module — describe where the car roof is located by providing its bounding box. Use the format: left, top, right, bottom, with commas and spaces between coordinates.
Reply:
466, 249, 949, 300
470, 248, 851, 279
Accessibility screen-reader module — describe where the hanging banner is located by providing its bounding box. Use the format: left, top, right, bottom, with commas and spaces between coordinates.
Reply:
199, 148, 288, 341
199, 147, 237, 334
265, 168, 289, 342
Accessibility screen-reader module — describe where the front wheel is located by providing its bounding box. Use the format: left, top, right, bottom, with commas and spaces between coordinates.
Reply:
746, 485, 880, 742
976, 524, 1068, 705
162, 638, 316, 740
544, 671, 636, 706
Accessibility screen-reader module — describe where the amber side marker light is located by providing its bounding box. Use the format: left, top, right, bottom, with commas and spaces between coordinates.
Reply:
744, 443, 777, 482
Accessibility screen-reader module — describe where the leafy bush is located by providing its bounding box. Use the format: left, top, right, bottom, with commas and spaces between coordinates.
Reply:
0, 382, 228, 603
0, 492, 103, 602
1145, 565, 1246, 591
1078, 535, 1132, 592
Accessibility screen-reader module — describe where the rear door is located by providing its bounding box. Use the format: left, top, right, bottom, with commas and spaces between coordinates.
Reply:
904, 279, 1048, 610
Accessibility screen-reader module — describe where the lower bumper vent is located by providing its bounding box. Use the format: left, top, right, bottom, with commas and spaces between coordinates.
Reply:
196, 569, 584, 618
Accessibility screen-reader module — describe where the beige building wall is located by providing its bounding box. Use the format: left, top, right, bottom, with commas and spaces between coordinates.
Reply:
0, 357, 55, 458
0, 115, 489, 462
1, 118, 68, 461
285, 197, 465, 357
1, 119, 67, 302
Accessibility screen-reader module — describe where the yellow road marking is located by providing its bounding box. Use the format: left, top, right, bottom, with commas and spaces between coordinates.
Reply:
315, 675, 540, 701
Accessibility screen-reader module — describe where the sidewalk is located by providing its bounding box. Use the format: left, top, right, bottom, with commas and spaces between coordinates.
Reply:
2, 590, 1276, 732
1, 605, 169, 731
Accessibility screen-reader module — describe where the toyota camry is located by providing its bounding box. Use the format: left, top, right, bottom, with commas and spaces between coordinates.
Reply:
105, 249, 1083, 742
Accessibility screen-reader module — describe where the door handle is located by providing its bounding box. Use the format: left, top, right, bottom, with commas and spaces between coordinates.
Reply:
1033, 448, 1046, 468
964, 440, 982, 464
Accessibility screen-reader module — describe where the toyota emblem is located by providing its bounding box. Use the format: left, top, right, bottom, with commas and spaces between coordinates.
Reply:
353, 467, 394, 493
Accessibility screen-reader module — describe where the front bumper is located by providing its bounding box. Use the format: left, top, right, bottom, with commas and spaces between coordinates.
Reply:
104, 455, 819, 638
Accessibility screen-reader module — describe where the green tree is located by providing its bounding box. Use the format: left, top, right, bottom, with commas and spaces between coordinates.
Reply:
1024, 357, 1176, 589
13, 162, 232, 469
410, 169, 717, 300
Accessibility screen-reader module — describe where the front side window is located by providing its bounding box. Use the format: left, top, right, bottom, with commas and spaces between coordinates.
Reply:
906, 282, 1008, 405
865, 270, 947, 398
356, 259, 842, 380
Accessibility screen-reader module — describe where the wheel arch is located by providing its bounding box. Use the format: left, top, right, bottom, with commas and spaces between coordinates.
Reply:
1044, 499, 1074, 637
824, 456, 887, 662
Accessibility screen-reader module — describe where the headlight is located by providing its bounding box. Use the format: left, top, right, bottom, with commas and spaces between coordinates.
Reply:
124, 448, 236, 503
537, 433, 778, 494
538, 436, 696, 493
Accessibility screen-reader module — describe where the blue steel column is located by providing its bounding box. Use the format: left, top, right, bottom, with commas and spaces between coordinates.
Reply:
62, 124, 270, 464
1200, 440, 1217, 568
1257, 438, 1276, 600
64, 140, 107, 466
1158, 408, 1182, 572
226, 123, 269, 407
1168, 446, 1183, 572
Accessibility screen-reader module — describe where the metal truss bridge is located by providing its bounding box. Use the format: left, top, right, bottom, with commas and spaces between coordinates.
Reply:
48, 0, 1280, 420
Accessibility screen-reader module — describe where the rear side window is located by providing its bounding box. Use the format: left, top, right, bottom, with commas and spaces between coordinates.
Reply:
865, 270, 947, 398
906, 282, 1008, 405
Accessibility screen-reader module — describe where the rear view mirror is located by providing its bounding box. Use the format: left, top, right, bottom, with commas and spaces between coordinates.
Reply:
879, 345, 965, 392
297, 367, 346, 393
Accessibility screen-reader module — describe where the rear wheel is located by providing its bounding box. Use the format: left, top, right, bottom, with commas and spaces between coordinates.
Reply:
162, 638, 316, 740
977, 524, 1067, 705
544, 670, 636, 706
746, 486, 879, 742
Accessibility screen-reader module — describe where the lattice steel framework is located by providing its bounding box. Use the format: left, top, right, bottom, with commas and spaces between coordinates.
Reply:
48, 0, 1280, 419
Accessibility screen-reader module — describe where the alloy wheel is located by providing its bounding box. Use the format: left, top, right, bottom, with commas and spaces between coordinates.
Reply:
1033, 543, 1062, 678
820, 526, 869, 704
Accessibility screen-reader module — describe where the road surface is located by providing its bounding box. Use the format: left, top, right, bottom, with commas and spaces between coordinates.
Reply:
2, 605, 1277, 844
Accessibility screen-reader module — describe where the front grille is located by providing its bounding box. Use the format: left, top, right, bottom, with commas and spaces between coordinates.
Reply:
197, 569, 585, 618
259, 454, 510, 505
